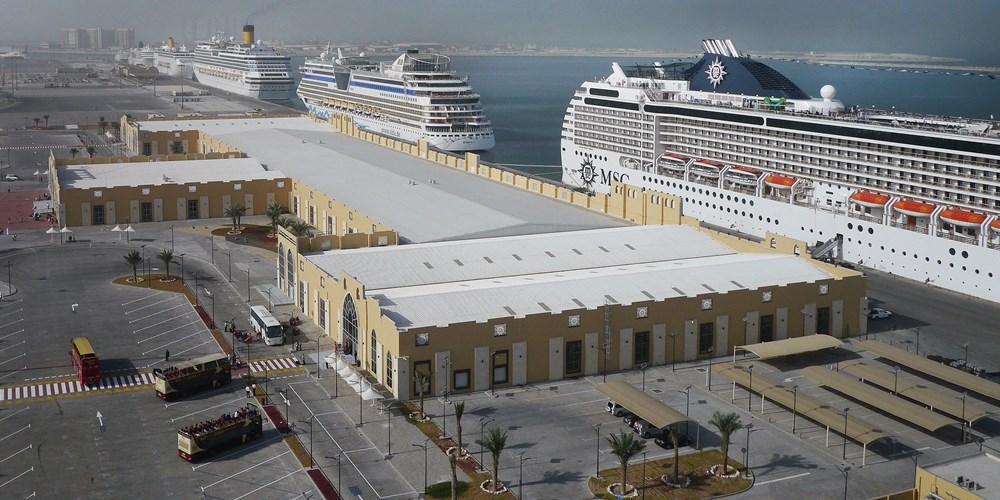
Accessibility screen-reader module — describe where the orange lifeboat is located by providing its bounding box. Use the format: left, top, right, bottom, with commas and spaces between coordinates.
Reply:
894, 199, 936, 218
992, 219, 1000, 232
849, 191, 890, 208
764, 174, 797, 189
939, 208, 987, 228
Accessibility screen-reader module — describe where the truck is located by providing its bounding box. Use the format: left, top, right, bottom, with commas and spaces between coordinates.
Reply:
177, 404, 262, 462
153, 353, 231, 400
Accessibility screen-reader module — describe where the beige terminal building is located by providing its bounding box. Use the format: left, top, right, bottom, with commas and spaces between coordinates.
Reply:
285, 224, 865, 400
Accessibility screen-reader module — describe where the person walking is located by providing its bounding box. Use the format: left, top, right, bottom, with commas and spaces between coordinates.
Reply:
165, 349, 170, 363
245, 384, 252, 399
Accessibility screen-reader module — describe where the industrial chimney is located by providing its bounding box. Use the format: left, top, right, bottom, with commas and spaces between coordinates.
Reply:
242, 25, 254, 45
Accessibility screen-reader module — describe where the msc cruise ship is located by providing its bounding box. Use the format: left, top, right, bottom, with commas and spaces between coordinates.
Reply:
192, 25, 292, 101
561, 39, 1000, 302
153, 37, 193, 79
297, 49, 494, 152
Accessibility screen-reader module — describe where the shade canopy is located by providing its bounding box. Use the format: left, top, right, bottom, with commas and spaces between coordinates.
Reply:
859, 340, 1000, 402
737, 335, 843, 360
596, 380, 689, 429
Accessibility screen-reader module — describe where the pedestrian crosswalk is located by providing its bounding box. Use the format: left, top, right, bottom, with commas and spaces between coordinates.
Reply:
0, 372, 155, 403
248, 357, 300, 374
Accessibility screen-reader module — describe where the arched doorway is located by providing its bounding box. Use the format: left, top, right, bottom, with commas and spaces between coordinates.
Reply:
285, 249, 294, 294
342, 294, 359, 357
277, 243, 285, 289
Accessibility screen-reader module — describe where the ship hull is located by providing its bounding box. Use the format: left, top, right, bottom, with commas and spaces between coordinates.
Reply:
193, 66, 291, 101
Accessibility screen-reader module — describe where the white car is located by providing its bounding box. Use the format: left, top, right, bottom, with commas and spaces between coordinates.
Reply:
868, 307, 892, 320
4, 174, 20, 181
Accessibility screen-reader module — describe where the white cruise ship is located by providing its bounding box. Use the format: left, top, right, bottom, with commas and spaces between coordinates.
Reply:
128, 45, 154, 67
561, 39, 1000, 303
297, 48, 494, 151
153, 37, 193, 79
192, 25, 292, 101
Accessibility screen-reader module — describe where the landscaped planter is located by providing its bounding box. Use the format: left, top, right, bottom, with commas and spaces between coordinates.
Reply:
408, 412, 430, 423
479, 480, 508, 495
445, 446, 471, 460
158, 277, 177, 283
605, 483, 638, 498
710, 464, 740, 479
660, 474, 691, 489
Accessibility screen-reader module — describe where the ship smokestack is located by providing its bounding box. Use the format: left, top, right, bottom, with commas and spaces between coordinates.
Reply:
167, 36, 175, 49
242, 25, 254, 45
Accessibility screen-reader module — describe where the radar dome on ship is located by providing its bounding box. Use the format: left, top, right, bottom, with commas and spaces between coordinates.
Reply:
820, 84, 837, 101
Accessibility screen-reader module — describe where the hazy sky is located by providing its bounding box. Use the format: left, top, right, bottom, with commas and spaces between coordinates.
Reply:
2, 0, 998, 62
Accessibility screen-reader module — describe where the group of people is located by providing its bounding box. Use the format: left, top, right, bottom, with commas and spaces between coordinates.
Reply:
182, 406, 259, 437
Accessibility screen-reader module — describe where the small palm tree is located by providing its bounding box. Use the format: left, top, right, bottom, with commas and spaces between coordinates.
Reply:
224, 204, 247, 232
671, 429, 681, 482
42, 114, 49, 127
448, 451, 458, 500
70, 147, 79, 158
607, 431, 645, 496
288, 220, 314, 238
32, 117, 40, 128
454, 401, 466, 457
709, 411, 743, 476
157, 249, 173, 280
124, 250, 142, 282
265, 202, 286, 237
416, 372, 429, 419
483, 426, 508, 493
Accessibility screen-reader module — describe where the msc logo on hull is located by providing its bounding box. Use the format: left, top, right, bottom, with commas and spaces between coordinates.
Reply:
574, 158, 629, 192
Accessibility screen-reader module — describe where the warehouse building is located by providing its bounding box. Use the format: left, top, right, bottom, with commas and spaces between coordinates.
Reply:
49, 156, 290, 226
288, 224, 866, 400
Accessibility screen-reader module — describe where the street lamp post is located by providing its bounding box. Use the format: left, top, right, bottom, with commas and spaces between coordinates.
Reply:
893, 366, 901, 395
593, 422, 601, 478
670, 332, 677, 372
178, 254, 185, 285
204, 287, 216, 330
747, 364, 754, 412
914, 328, 920, 356
170, 224, 174, 252
194, 273, 200, 306
641, 451, 647, 500
962, 392, 968, 444
640, 362, 648, 392
792, 385, 799, 434
246, 267, 250, 303
963, 343, 969, 365
519, 453, 530, 499
745, 423, 754, 474
843, 408, 850, 460
480, 417, 494, 471
413, 437, 431, 497
440, 392, 450, 439
841, 465, 851, 500
224, 250, 232, 282
679, 386, 691, 437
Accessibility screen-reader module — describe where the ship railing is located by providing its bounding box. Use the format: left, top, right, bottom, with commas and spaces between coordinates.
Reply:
936, 230, 980, 245
847, 211, 883, 224
989, 241, 1000, 250
762, 193, 792, 203
890, 221, 931, 234
724, 184, 758, 196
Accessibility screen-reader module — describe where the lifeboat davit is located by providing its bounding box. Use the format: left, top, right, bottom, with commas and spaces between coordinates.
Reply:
657, 152, 689, 171
849, 191, 890, 209
894, 199, 936, 218
939, 208, 987, 228
725, 166, 761, 186
689, 159, 724, 178
764, 174, 797, 189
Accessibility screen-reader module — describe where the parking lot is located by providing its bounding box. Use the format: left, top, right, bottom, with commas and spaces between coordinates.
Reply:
123, 289, 219, 369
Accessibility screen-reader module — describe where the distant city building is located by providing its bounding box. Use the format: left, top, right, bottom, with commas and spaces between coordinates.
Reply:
60, 27, 134, 49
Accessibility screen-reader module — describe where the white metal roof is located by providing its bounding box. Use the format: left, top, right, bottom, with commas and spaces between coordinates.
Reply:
135, 117, 626, 242
307, 225, 735, 290
57, 157, 284, 190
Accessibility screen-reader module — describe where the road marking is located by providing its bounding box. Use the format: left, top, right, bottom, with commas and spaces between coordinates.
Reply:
0, 340, 26, 355
0, 466, 33, 489
0, 307, 23, 319
755, 472, 812, 486
141, 330, 206, 356
250, 357, 298, 373
191, 434, 287, 471
136, 318, 201, 343
201, 450, 291, 490
170, 396, 246, 422
0, 406, 29, 423
230, 468, 302, 500
0, 329, 25, 341
0, 424, 30, 443
0, 318, 24, 329
0, 445, 32, 464
0, 354, 28, 367
0, 373, 155, 404
128, 302, 188, 323
133, 310, 196, 333
121, 292, 165, 308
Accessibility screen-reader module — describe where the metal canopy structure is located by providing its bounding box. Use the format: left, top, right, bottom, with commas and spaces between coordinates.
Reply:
859, 340, 1000, 402
802, 366, 957, 433
734, 334, 843, 361
596, 381, 689, 429
714, 363, 891, 446
842, 362, 996, 424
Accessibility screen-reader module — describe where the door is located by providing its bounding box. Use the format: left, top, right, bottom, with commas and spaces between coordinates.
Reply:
244, 193, 254, 216
105, 201, 116, 224
760, 314, 775, 343
817, 307, 831, 335
130, 200, 141, 223
187, 199, 199, 219
565, 340, 582, 376
634, 332, 650, 365
153, 198, 163, 221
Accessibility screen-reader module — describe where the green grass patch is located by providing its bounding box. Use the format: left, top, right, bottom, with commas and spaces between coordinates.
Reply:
427, 480, 470, 498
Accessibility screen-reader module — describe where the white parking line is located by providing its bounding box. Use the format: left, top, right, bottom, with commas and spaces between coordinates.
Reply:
0, 424, 30, 443
128, 302, 189, 323
200, 450, 291, 490
0, 406, 29, 424
133, 311, 196, 333
755, 472, 812, 486
136, 318, 202, 343
141, 330, 206, 356
0, 340, 26, 355
0, 328, 25, 341
191, 434, 287, 471
230, 468, 303, 500
121, 292, 165, 308
0, 307, 23, 319
0, 318, 24, 330
146, 340, 216, 368
0, 445, 32, 464
0, 466, 33, 489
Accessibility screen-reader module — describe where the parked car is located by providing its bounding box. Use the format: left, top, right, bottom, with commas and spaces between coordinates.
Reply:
635, 420, 662, 439
654, 431, 691, 449
868, 307, 892, 320
4, 174, 21, 181
606, 401, 629, 417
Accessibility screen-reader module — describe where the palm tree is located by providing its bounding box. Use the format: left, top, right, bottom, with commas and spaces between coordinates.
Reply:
124, 250, 142, 283
42, 114, 49, 128
415, 372, 429, 419
448, 451, 458, 500
670, 429, 681, 482
453, 401, 466, 457
157, 249, 173, 280
265, 202, 286, 237
32, 117, 40, 128
287, 220, 314, 238
607, 431, 646, 496
483, 426, 508, 493
224, 204, 247, 232
709, 411, 743, 476
69, 147, 79, 158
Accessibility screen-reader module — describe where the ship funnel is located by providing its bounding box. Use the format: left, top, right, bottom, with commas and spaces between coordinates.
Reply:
167, 36, 175, 49
610, 62, 628, 84
242, 24, 254, 45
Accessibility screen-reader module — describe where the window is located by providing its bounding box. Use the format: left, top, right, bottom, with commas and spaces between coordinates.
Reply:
171, 141, 184, 154
140, 202, 153, 222
565, 340, 582, 375
187, 199, 199, 219
370, 331, 378, 372
415, 333, 429, 347
327, 216, 334, 235
493, 324, 507, 337
413, 360, 432, 396
92, 205, 105, 225
320, 277, 325, 288
817, 307, 831, 335
318, 299, 327, 329
285, 249, 294, 294
760, 314, 775, 343
492, 350, 509, 385
634, 332, 650, 365
342, 294, 359, 356
453, 369, 471, 390
636, 306, 648, 319
385, 353, 393, 388
698, 322, 715, 354
278, 243, 285, 289
309, 205, 316, 226
567, 315, 581, 327
142, 142, 152, 155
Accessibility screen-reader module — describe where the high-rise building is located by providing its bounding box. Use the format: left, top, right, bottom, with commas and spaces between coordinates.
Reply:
60, 27, 134, 49
114, 29, 135, 49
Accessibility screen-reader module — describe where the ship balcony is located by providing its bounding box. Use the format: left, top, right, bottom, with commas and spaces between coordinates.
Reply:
890, 221, 931, 234
723, 183, 758, 196
690, 176, 719, 188
936, 229, 979, 245
763, 192, 792, 203
848, 211, 884, 224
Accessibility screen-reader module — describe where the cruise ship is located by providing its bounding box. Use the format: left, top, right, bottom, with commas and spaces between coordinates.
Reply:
153, 37, 193, 79
561, 39, 1000, 302
128, 45, 154, 67
297, 48, 494, 151
192, 25, 292, 101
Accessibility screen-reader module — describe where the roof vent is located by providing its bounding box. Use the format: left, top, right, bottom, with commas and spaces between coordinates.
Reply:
423, 262, 433, 269
453, 259, 463, 267
625, 244, 636, 250
572, 298, 585, 307
503, 306, 516, 316
545, 251, 555, 258
598, 246, 609, 253
483, 256, 493, 263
